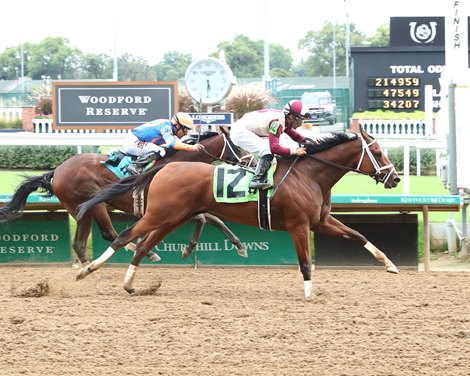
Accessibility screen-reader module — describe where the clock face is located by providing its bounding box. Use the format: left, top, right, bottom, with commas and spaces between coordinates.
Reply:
185, 58, 233, 105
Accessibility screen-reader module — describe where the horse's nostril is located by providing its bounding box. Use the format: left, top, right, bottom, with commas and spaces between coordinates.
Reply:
394, 177, 401, 184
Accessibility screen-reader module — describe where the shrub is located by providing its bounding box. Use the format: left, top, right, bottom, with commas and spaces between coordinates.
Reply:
225, 86, 276, 120
0, 145, 99, 169
0, 118, 23, 129
35, 97, 53, 115
387, 148, 437, 176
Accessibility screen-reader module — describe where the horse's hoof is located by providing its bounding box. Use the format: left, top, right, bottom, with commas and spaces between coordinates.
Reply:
76, 267, 93, 281
125, 243, 136, 251
182, 248, 190, 260
237, 246, 248, 258
147, 252, 161, 262
386, 265, 399, 274
125, 287, 136, 295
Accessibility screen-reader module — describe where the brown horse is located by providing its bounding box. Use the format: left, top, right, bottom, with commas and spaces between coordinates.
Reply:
76, 128, 401, 299
0, 130, 250, 264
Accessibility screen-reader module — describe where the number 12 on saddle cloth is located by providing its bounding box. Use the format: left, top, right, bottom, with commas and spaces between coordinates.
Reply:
213, 165, 275, 203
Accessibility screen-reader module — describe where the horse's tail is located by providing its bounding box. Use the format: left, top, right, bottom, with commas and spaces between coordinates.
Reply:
0, 171, 54, 223
76, 164, 166, 221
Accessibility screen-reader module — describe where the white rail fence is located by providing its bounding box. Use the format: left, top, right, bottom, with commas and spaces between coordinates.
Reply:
1, 118, 447, 194
360, 120, 429, 138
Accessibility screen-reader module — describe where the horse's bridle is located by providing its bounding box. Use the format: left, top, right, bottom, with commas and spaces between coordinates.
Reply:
356, 135, 397, 184
304, 134, 396, 183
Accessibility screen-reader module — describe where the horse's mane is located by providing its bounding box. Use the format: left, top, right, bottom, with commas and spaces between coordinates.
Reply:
306, 132, 358, 154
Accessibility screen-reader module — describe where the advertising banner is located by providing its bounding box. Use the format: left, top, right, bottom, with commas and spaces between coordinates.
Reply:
53, 81, 177, 130
0, 212, 71, 263
92, 212, 298, 266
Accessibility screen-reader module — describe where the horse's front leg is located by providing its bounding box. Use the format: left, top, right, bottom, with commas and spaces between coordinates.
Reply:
182, 214, 207, 259
203, 213, 247, 257
123, 225, 183, 295
313, 214, 399, 274
76, 217, 155, 281
287, 224, 313, 299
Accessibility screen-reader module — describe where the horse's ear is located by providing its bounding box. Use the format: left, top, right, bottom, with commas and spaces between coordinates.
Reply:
219, 126, 229, 135
359, 125, 365, 138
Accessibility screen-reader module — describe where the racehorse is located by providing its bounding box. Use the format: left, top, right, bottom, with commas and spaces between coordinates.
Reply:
76, 128, 401, 299
0, 130, 251, 264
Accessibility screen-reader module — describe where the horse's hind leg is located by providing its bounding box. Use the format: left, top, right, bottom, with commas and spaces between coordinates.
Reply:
73, 215, 93, 265
203, 213, 247, 257
313, 214, 399, 273
123, 224, 186, 295
76, 216, 158, 281
91, 205, 161, 262
182, 214, 207, 259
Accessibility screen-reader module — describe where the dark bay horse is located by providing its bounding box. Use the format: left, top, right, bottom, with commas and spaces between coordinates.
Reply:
0, 130, 250, 264
76, 128, 401, 299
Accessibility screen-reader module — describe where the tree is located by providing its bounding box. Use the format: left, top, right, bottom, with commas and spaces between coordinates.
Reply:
0, 44, 31, 80
154, 51, 193, 81
118, 53, 154, 81
216, 35, 294, 78
27, 36, 82, 79
80, 53, 113, 79
297, 21, 367, 77
368, 23, 390, 47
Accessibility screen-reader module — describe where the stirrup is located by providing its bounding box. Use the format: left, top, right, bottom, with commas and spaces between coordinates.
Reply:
249, 180, 272, 190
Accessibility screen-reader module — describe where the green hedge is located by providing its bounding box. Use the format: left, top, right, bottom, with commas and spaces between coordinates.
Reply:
387, 148, 437, 176
0, 118, 23, 129
0, 145, 99, 169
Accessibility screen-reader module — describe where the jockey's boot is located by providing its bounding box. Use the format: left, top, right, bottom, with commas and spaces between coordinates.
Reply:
127, 152, 159, 175
249, 154, 274, 190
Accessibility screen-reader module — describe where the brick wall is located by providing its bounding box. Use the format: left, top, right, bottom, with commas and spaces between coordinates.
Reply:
21, 107, 35, 132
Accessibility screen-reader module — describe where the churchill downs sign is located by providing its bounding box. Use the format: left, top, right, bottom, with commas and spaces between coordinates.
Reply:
52, 81, 178, 130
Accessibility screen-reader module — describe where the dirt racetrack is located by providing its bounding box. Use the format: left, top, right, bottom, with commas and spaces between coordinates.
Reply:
1, 264, 469, 376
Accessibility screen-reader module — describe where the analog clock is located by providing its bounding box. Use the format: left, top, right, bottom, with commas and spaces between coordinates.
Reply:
185, 57, 234, 105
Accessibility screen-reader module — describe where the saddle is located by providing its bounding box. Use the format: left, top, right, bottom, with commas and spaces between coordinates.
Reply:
103, 150, 134, 167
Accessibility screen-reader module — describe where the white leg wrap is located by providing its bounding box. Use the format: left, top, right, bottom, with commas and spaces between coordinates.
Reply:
304, 280, 313, 299
364, 241, 378, 258
124, 264, 138, 290
91, 247, 115, 270
364, 241, 399, 273
148, 253, 161, 262
124, 243, 136, 251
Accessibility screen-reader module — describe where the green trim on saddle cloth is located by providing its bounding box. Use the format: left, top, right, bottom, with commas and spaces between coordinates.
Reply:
213, 165, 274, 203
101, 151, 151, 179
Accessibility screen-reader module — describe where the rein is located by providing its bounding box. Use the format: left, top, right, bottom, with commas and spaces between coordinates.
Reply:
201, 131, 255, 167
280, 134, 396, 184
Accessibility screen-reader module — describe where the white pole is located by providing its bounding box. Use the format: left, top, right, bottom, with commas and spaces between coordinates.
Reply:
263, 0, 270, 88
113, 0, 118, 81
424, 84, 433, 136
344, 0, 350, 77
403, 142, 410, 195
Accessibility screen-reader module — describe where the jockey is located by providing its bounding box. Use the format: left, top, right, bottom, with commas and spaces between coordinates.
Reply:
230, 100, 311, 189
124, 112, 204, 175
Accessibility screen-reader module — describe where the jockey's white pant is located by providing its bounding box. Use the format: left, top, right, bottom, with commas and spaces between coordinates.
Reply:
123, 134, 166, 158
230, 123, 271, 158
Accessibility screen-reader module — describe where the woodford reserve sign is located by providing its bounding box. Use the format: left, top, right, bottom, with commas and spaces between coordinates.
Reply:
52, 81, 178, 130
0, 212, 71, 263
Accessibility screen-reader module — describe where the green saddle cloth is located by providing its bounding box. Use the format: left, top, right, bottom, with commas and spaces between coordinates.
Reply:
101, 151, 151, 179
213, 164, 274, 203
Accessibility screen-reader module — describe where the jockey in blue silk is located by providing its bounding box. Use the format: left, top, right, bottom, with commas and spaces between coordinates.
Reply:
123, 112, 204, 174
